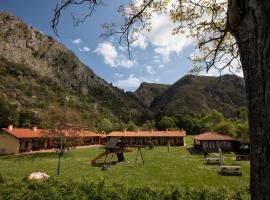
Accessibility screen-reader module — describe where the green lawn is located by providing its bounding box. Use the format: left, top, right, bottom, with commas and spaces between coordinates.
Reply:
0, 136, 250, 189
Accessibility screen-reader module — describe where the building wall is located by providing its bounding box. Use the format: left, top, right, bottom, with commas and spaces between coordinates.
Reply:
111, 137, 184, 146
0, 132, 19, 154
194, 140, 234, 152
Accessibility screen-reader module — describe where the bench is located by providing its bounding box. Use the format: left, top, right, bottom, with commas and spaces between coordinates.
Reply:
205, 157, 221, 165
236, 155, 250, 161
220, 165, 242, 176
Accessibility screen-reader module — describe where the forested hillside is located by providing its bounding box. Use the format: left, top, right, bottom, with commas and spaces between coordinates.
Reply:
0, 12, 149, 129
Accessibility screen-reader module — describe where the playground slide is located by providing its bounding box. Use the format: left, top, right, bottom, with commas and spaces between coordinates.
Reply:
91, 152, 109, 165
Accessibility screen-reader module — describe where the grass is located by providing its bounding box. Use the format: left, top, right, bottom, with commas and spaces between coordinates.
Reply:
0, 136, 250, 189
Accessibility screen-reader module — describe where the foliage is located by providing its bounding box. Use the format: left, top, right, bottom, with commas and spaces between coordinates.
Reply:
0, 57, 247, 137
150, 75, 246, 119
141, 120, 155, 131
234, 122, 249, 143
0, 58, 147, 129
201, 110, 224, 131
0, 97, 19, 127
147, 140, 154, 149
158, 116, 177, 131
214, 121, 236, 136
126, 121, 138, 131
97, 118, 113, 133
18, 110, 41, 128
237, 107, 248, 122
152, 140, 158, 146
174, 114, 203, 135
0, 177, 250, 200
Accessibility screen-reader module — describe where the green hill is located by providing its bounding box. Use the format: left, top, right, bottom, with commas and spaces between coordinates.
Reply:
0, 12, 149, 129
134, 82, 170, 107
150, 74, 246, 117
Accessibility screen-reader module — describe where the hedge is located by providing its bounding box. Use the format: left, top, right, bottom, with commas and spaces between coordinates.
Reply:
0, 174, 250, 200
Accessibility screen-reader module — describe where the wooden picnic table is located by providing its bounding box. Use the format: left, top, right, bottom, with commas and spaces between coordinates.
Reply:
205, 157, 221, 165
220, 165, 242, 176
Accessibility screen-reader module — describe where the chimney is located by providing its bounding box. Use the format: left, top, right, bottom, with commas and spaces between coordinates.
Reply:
8, 125, 13, 131
151, 129, 154, 133
33, 126, 37, 132
166, 129, 168, 132
137, 129, 140, 133
123, 129, 127, 133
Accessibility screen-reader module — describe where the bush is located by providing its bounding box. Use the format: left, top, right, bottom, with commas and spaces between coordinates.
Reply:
152, 140, 158, 146
0, 177, 249, 200
147, 141, 154, 149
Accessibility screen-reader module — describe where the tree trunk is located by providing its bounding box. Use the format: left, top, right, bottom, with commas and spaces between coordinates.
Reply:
228, 1, 270, 199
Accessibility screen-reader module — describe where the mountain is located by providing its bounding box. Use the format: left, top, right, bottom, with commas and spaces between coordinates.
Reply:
0, 12, 149, 128
150, 74, 246, 117
0, 12, 247, 130
134, 82, 170, 107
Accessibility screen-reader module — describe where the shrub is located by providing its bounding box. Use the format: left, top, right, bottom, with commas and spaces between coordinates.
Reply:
147, 141, 154, 149
0, 177, 250, 200
152, 140, 158, 146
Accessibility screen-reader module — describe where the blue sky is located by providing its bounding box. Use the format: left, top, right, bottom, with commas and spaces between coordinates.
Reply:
0, 0, 199, 91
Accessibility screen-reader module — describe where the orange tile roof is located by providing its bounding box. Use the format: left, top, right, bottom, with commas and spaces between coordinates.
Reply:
107, 130, 186, 138
193, 132, 235, 141
2, 128, 99, 139
98, 133, 107, 138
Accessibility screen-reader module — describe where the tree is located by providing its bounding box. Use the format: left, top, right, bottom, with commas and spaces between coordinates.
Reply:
234, 122, 249, 144
126, 121, 137, 131
141, 120, 156, 131
18, 110, 41, 128
214, 120, 235, 136
204, 110, 224, 124
174, 114, 202, 134
237, 107, 248, 122
41, 107, 84, 175
52, 0, 270, 198
97, 118, 113, 133
0, 97, 19, 128
158, 116, 177, 131
200, 109, 224, 131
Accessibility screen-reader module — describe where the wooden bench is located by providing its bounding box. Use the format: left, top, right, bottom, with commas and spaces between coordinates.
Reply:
205, 157, 221, 165
220, 165, 242, 176
236, 155, 250, 161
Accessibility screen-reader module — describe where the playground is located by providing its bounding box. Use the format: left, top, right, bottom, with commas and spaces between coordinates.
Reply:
0, 137, 250, 189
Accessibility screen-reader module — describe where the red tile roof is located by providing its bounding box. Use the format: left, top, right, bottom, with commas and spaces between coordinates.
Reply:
193, 132, 235, 141
2, 128, 99, 139
98, 134, 107, 138
107, 130, 186, 138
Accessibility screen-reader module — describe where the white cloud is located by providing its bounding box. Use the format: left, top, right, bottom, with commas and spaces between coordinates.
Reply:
133, 12, 193, 62
153, 55, 161, 63
117, 55, 136, 68
79, 46, 91, 52
95, 42, 118, 67
146, 65, 156, 75
190, 48, 243, 77
199, 66, 243, 77
95, 42, 135, 68
114, 74, 162, 91
131, 35, 148, 49
119, 46, 127, 52
158, 64, 165, 68
114, 74, 142, 88
114, 73, 124, 78
72, 38, 82, 44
